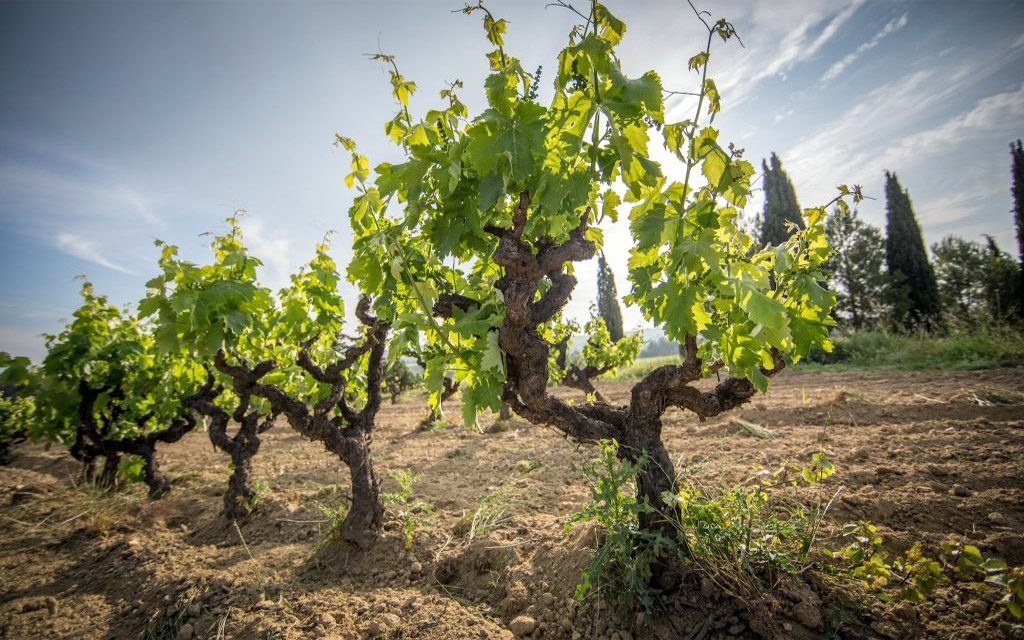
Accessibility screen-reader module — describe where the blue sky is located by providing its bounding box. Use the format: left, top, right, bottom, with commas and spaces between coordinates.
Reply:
2, 0, 1022, 361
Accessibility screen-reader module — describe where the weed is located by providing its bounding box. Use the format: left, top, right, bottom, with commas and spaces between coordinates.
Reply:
383, 470, 433, 549
515, 459, 541, 473
240, 479, 270, 515
830, 524, 1024, 619
140, 587, 208, 640
232, 520, 269, 600
5, 481, 142, 541
599, 355, 682, 381
454, 486, 526, 540
420, 418, 449, 433
969, 389, 1024, 405
801, 327, 1024, 370
567, 441, 844, 617
730, 418, 777, 439
565, 440, 667, 615
314, 496, 351, 550
666, 448, 840, 597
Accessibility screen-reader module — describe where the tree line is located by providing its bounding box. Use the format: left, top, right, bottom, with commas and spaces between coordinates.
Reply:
757, 144, 1024, 333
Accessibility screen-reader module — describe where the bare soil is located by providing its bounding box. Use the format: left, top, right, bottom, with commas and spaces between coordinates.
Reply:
1, 368, 1023, 640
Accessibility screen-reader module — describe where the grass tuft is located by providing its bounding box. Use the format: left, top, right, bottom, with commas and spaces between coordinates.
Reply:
454, 485, 526, 540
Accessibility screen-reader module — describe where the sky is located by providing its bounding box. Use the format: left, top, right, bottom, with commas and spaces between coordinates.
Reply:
1, 0, 1022, 362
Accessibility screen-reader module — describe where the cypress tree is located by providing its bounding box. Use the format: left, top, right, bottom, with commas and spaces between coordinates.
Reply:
596, 252, 624, 343
884, 171, 941, 330
1011, 140, 1024, 315
758, 152, 803, 246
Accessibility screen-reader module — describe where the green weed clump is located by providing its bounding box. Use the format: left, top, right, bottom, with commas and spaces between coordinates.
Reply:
314, 495, 351, 550
565, 442, 665, 614
568, 441, 1024, 623
383, 470, 433, 549
568, 441, 840, 616
831, 523, 1023, 617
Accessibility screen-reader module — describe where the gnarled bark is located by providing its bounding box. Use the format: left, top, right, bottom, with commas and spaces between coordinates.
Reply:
73, 378, 215, 498
185, 357, 278, 520
251, 296, 390, 549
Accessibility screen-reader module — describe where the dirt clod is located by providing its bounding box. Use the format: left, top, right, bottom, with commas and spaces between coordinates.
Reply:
509, 614, 537, 636
174, 622, 193, 640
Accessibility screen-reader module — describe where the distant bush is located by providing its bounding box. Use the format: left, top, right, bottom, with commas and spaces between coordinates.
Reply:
803, 327, 1024, 370
638, 336, 682, 359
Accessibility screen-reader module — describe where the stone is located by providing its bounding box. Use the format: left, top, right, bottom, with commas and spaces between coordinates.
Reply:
893, 603, 916, 623
791, 594, 822, 630
318, 613, 337, 627
509, 615, 537, 637
174, 623, 194, 640
700, 577, 715, 597
966, 600, 988, 616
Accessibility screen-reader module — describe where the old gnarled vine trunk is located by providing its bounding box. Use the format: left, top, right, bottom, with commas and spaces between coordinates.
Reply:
185, 362, 277, 520
439, 192, 782, 548
253, 296, 390, 549
74, 379, 214, 498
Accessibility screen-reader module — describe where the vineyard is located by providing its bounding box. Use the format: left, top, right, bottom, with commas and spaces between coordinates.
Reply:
1, 1, 1024, 639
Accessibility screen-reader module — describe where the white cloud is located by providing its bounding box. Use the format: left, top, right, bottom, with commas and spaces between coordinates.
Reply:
0, 325, 46, 363
784, 63, 1024, 208
916, 183, 1007, 227
820, 13, 908, 84
756, 0, 867, 82
882, 83, 1024, 161
55, 233, 135, 274
0, 162, 160, 227
240, 216, 296, 293
664, 2, 868, 119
